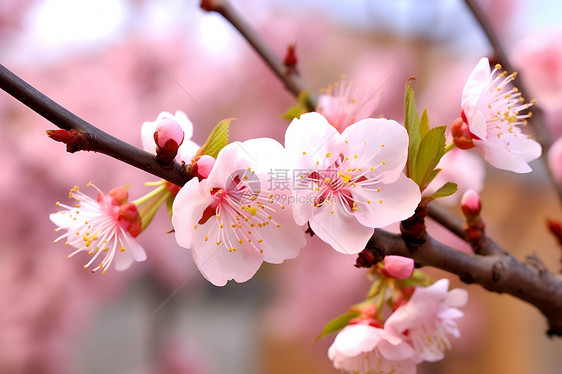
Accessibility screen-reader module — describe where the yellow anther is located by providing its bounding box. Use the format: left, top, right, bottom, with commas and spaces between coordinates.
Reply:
194, 225, 197, 229
216, 241, 221, 245
220, 224, 224, 228
379, 200, 383, 204
354, 154, 358, 159
258, 239, 263, 243
376, 188, 381, 192
120, 247, 125, 252
302, 151, 307, 155
205, 236, 209, 241
326, 152, 332, 158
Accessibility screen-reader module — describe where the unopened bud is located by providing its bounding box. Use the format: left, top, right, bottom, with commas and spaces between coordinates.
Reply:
154, 117, 185, 164
452, 116, 475, 150
383, 255, 414, 279
461, 189, 481, 218
193, 155, 216, 179
284, 43, 298, 69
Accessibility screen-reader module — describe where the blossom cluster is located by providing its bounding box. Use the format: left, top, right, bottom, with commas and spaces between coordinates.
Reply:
48, 57, 543, 373
328, 278, 468, 374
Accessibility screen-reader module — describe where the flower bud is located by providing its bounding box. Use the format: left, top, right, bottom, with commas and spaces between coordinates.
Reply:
154, 117, 185, 164
383, 255, 414, 279
461, 189, 482, 218
451, 116, 475, 150
193, 155, 216, 179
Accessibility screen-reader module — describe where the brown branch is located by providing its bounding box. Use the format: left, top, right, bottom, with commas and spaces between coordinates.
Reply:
361, 229, 562, 336
200, 0, 316, 110
0, 64, 192, 187
463, 0, 562, 204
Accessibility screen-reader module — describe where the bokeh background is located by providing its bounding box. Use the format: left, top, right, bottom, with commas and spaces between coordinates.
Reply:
1, 0, 562, 373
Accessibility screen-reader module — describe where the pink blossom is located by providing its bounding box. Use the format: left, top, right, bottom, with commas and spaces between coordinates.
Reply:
316, 76, 380, 133
171, 138, 307, 286
460, 57, 541, 173
284, 112, 420, 254
141, 110, 199, 163
383, 255, 414, 279
385, 278, 468, 362
548, 137, 562, 184
328, 323, 418, 374
50, 183, 147, 273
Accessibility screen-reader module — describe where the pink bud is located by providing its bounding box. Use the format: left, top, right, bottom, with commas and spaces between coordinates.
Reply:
154, 117, 185, 149
461, 189, 481, 217
194, 155, 216, 179
452, 116, 475, 150
548, 137, 562, 184
383, 255, 414, 279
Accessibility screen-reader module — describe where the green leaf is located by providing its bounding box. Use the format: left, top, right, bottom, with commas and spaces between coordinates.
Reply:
413, 125, 447, 190
404, 80, 421, 177
423, 181, 458, 202
314, 312, 360, 343
165, 193, 175, 219
281, 91, 310, 121
419, 108, 429, 137
196, 118, 232, 159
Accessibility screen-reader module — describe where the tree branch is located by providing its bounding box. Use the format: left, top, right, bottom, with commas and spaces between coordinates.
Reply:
200, 0, 316, 110
361, 229, 562, 336
0, 64, 192, 187
463, 0, 562, 204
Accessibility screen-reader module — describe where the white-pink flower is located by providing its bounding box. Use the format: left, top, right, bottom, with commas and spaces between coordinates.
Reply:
171, 138, 307, 286
284, 112, 421, 254
328, 323, 418, 374
461, 57, 541, 173
50, 183, 147, 273
385, 278, 468, 362
141, 110, 200, 163
317, 76, 380, 133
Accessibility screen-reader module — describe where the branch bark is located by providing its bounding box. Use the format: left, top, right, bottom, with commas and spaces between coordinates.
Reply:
0, 64, 192, 187
362, 229, 562, 336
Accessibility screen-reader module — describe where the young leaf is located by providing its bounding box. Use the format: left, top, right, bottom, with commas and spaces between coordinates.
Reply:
419, 108, 429, 137
413, 125, 447, 189
314, 311, 360, 343
196, 118, 232, 159
281, 91, 310, 121
422, 181, 458, 204
404, 81, 421, 177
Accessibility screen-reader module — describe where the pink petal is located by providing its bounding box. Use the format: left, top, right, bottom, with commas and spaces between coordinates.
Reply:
353, 173, 420, 228
172, 178, 211, 249
461, 58, 491, 140
383, 255, 414, 279
190, 217, 263, 286
340, 118, 409, 183
284, 112, 339, 169
331, 324, 382, 357
309, 202, 374, 254
474, 138, 534, 173
258, 204, 306, 264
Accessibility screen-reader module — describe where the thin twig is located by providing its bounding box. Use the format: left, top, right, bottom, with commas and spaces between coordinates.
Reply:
200, 0, 317, 110
0, 64, 192, 187
463, 0, 562, 204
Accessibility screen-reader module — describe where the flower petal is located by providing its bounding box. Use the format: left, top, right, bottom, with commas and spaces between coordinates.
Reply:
331, 324, 382, 357
353, 173, 420, 228
285, 112, 339, 169
473, 135, 541, 173
172, 178, 211, 249
461, 58, 491, 140
340, 118, 409, 183
190, 217, 263, 286
309, 201, 374, 254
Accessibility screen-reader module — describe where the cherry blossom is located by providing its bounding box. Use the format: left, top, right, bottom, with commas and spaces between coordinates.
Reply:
385, 278, 468, 362
171, 138, 307, 286
50, 183, 147, 273
328, 322, 418, 374
141, 110, 200, 163
284, 112, 420, 254
316, 76, 380, 133
460, 57, 541, 173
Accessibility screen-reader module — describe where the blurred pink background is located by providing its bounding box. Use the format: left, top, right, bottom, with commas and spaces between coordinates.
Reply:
1, 0, 562, 373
